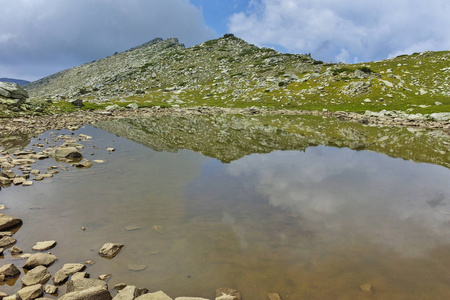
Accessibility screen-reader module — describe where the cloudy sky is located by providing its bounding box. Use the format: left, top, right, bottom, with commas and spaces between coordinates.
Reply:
1, 0, 449, 81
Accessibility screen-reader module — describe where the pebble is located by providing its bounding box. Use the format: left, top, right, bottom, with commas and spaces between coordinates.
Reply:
99, 273, 112, 281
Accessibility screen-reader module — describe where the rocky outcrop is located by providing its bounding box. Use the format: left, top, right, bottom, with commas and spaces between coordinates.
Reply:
0, 82, 29, 100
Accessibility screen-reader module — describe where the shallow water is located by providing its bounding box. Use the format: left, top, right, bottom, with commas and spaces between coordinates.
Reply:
1, 116, 450, 299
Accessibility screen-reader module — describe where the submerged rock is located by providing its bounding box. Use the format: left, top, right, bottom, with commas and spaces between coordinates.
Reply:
215, 288, 241, 300
98, 243, 124, 258
267, 293, 282, 300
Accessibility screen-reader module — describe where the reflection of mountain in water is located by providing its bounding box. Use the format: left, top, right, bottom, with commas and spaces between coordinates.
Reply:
95, 114, 450, 167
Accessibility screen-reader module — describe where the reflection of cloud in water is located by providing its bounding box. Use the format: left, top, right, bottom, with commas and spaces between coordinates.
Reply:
226, 146, 450, 256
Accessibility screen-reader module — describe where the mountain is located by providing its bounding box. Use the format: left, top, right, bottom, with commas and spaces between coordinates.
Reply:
0, 78, 30, 86
25, 35, 449, 115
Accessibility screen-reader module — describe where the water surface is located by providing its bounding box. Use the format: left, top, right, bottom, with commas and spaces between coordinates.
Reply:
1, 116, 450, 299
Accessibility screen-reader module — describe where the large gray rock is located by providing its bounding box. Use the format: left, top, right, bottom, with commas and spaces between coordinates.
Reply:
21, 266, 51, 286
59, 286, 112, 300
23, 253, 58, 269
0, 82, 29, 100
16, 284, 43, 300
136, 291, 172, 300
0, 263, 20, 278
112, 285, 138, 300
0, 214, 22, 230
98, 243, 124, 258
53, 263, 86, 285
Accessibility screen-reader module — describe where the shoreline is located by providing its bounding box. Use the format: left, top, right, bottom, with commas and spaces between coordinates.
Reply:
1, 107, 449, 138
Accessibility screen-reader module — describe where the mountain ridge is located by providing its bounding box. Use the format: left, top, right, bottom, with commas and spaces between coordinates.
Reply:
22, 34, 450, 115
0, 78, 30, 86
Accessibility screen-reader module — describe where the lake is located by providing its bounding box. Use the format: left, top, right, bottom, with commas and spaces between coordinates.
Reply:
1, 114, 450, 299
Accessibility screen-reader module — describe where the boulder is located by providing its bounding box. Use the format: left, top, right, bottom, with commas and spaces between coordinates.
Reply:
21, 266, 51, 286
59, 286, 112, 300
98, 243, 124, 258
135, 291, 172, 300
16, 284, 43, 300
0, 82, 29, 100
23, 253, 58, 269
32, 241, 57, 251
0, 263, 20, 278
53, 263, 86, 285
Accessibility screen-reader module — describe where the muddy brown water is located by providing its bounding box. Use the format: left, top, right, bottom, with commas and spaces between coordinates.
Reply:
1, 117, 450, 299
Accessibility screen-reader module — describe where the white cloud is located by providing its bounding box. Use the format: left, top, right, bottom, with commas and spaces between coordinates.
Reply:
228, 0, 450, 63
0, 0, 216, 80
225, 147, 450, 256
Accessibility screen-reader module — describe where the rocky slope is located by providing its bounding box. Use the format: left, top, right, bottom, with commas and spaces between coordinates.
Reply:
20, 34, 450, 119
95, 113, 450, 168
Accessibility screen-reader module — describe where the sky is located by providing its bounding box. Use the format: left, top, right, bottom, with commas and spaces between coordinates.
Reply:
1, 0, 449, 81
